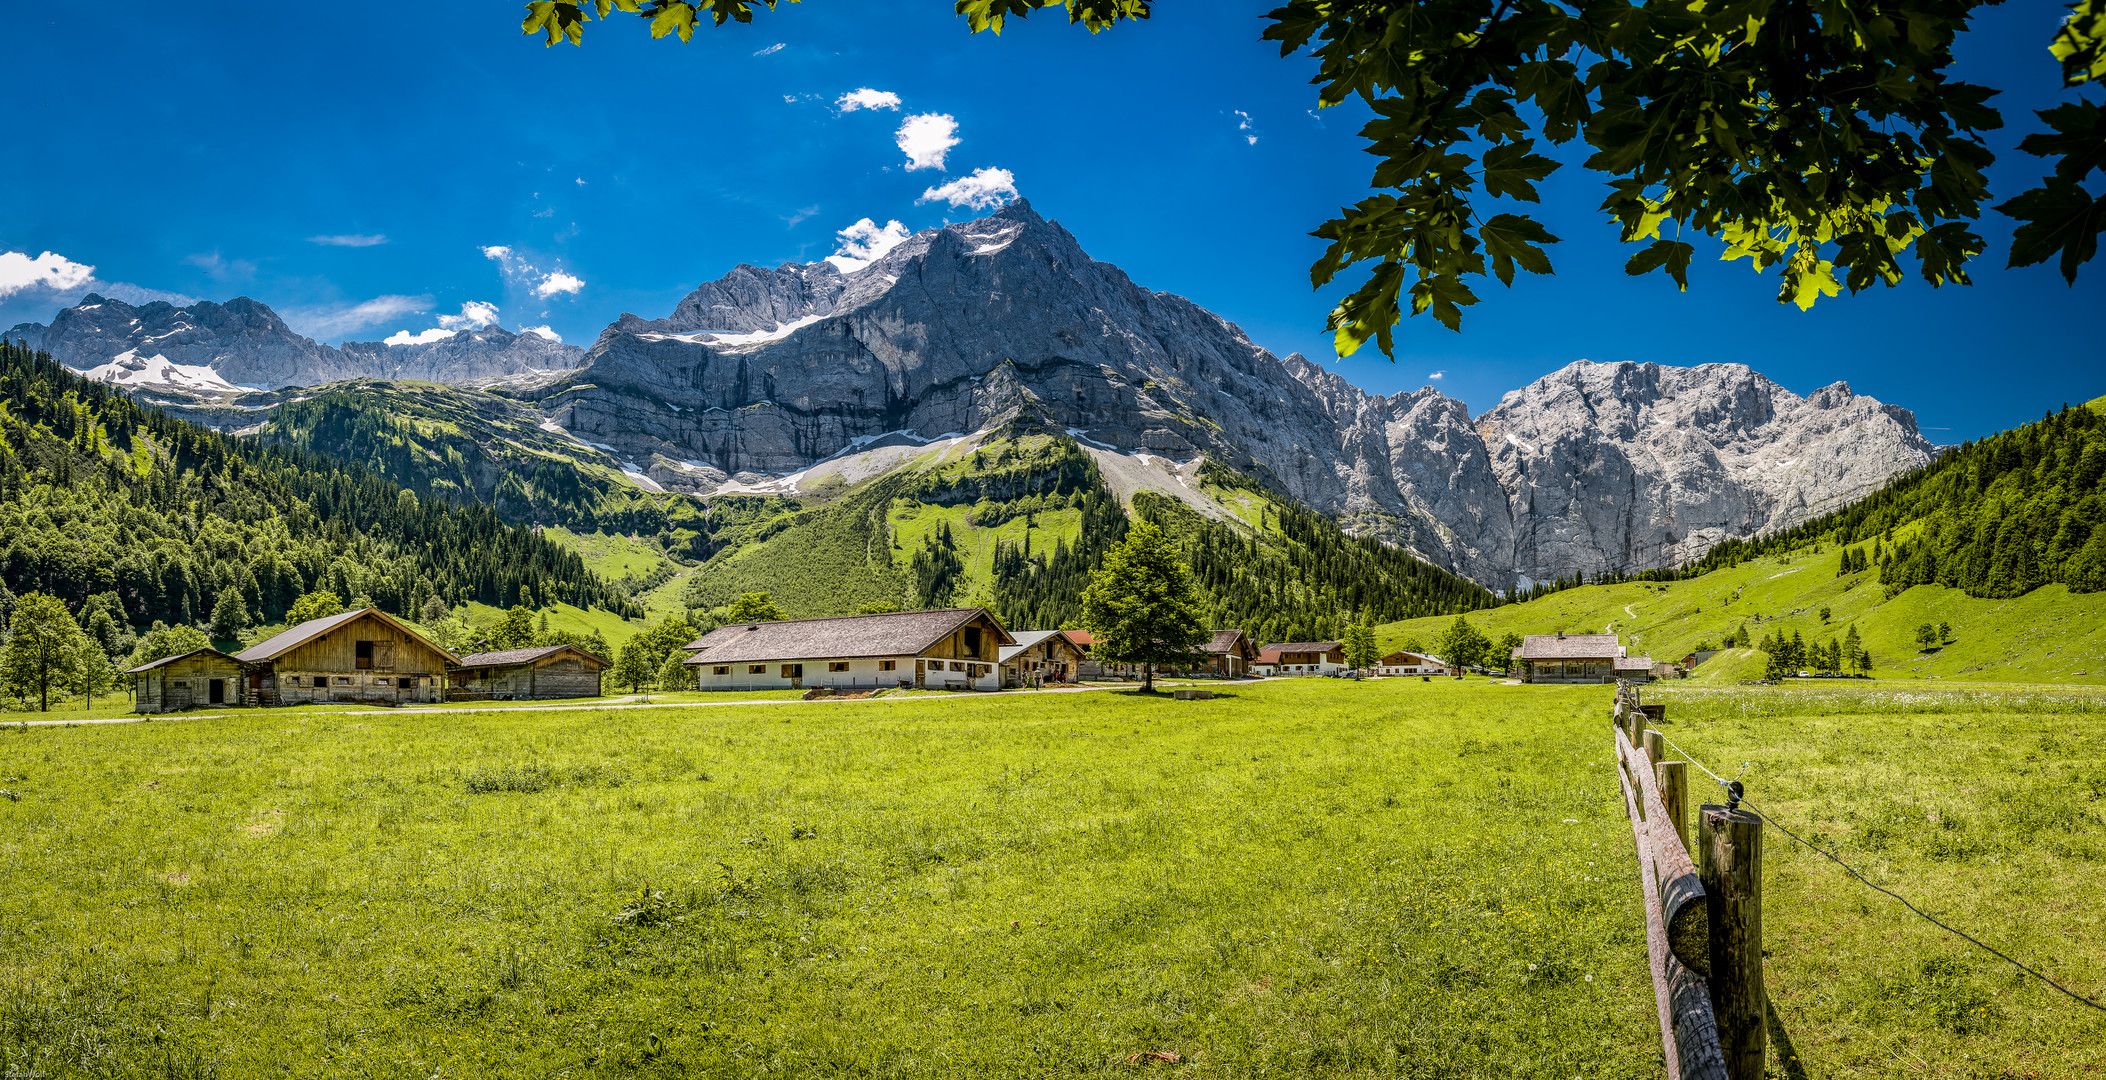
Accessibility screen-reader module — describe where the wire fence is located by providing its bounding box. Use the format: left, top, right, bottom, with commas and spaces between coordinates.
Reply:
1650, 729, 2105, 1014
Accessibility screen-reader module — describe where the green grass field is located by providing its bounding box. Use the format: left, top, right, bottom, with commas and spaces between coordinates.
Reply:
3, 680, 2098, 1078
0, 681, 1663, 1078
1643, 682, 2105, 1077
1379, 539, 2106, 685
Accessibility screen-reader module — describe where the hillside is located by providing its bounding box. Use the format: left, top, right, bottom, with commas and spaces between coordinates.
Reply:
0, 341, 639, 640
1379, 399, 2106, 684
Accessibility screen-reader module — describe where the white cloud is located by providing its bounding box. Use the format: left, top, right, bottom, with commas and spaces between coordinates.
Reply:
533, 207, 555, 218
308, 234, 388, 247
754, 42, 786, 56
1428, 370, 1446, 381
521, 325, 563, 343
484, 245, 583, 299
284, 294, 433, 339
784, 205, 821, 228
918, 166, 1018, 211
384, 327, 455, 346
0, 250, 96, 300
895, 113, 959, 171
535, 271, 585, 298
837, 87, 902, 112
1235, 110, 1258, 146
91, 281, 200, 307
183, 250, 257, 281
825, 218, 912, 273
439, 300, 501, 330
575, 177, 587, 186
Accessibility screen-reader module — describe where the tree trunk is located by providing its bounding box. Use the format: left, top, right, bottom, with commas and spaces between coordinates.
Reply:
1142, 662, 1154, 693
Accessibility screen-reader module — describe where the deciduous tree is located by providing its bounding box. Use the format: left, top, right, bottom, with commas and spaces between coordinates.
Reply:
1433, 615, 1490, 672
285, 591, 345, 627
612, 639, 656, 693
0, 593, 88, 711
725, 592, 786, 623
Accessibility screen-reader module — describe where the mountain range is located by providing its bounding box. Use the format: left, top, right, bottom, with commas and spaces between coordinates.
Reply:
4, 294, 585, 392
3, 201, 1934, 592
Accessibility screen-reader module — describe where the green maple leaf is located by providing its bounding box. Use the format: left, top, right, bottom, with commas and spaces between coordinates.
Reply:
1408, 273, 1480, 333
1999, 177, 2106, 283
651, 1, 698, 40
1480, 214, 1559, 286
1481, 142, 1559, 202
1624, 238, 1695, 290
2017, 101, 2106, 183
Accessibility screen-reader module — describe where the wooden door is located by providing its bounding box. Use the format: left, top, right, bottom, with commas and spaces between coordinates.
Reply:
208, 679, 225, 704
374, 641, 396, 671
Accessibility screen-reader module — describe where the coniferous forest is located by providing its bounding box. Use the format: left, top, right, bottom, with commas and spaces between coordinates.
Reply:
1687, 400, 2106, 597
0, 342, 641, 636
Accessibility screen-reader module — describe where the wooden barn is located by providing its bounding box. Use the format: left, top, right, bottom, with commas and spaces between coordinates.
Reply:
448, 643, 609, 700
235, 608, 457, 706
125, 648, 250, 713
684, 608, 1013, 692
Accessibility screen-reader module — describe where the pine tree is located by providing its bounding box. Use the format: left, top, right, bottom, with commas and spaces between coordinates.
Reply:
208, 588, 251, 641
1079, 519, 1209, 692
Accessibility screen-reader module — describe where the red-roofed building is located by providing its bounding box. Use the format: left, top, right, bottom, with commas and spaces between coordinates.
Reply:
1263, 641, 1345, 676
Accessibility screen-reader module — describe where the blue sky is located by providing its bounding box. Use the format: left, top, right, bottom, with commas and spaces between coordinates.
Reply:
3, 1, 2099, 441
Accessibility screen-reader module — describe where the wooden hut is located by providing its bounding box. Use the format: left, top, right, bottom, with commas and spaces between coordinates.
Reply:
125, 648, 250, 713
999, 629, 1087, 687
448, 643, 609, 700
235, 608, 457, 706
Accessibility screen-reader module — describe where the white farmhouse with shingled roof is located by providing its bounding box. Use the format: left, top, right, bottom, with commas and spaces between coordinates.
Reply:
682, 607, 1014, 692
1515, 632, 1653, 684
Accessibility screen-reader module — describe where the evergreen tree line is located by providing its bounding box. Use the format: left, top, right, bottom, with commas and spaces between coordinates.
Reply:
0, 341, 642, 642
1758, 624, 1875, 678
1685, 402, 2106, 598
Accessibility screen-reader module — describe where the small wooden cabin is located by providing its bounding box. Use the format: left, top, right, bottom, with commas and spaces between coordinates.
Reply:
235, 608, 457, 705
684, 608, 1014, 691
999, 629, 1087, 687
449, 644, 609, 700
1197, 629, 1260, 677
125, 648, 249, 713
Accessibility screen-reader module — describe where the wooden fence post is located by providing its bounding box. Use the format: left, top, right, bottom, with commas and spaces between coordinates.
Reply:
1699, 805, 1764, 1080
1644, 728, 1667, 767
1655, 761, 1688, 854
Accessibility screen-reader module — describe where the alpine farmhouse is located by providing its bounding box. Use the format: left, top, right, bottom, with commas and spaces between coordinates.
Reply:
234, 608, 457, 705
683, 608, 1014, 691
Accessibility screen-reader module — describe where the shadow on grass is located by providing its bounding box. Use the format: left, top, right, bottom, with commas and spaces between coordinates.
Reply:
1767, 996, 1810, 1080
1102, 688, 1244, 701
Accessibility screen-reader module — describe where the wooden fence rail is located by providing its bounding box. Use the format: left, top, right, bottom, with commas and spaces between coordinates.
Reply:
1612, 680, 1748, 1080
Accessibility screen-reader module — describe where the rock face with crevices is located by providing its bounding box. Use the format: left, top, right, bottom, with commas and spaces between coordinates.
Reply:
537, 200, 1934, 589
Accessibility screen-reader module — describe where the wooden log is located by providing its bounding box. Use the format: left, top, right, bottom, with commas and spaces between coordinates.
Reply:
1656, 760, 1690, 856
1616, 729, 1730, 1080
1620, 728, 1708, 974
1700, 806, 1765, 1080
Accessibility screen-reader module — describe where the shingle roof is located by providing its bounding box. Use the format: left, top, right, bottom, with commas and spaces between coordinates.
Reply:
454, 643, 609, 668
1615, 655, 1654, 671
682, 608, 1011, 666
233, 607, 459, 665
1379, 651, 1443, 666
999, 629, 1066, 663
1518, 634, 1624, 660
1063, 630, 1096, 646
1203, 629, 1248, 655
1255, 649, 1281, 664
123, 647, 244, 674
234, 609, 369, 662
1264, 642, 1342, 653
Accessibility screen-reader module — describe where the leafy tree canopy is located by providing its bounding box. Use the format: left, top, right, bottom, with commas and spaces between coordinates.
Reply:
285, 591, 346, 627
128, 622, 211, 669
1434, 614, 1491, 671
1, 593, 89, 711
725, 592, 787, 623
525, 0, 2105, 353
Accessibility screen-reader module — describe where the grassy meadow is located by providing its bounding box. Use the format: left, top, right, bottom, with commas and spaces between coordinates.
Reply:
1645, 682, 2106, 1077
1, 680, 1662, 1078
4, 679, 2100, 1078
1378, 538, 2106, 685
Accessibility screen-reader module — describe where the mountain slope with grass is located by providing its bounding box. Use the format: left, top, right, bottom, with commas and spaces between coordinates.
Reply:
1378, 399, 2106, 684
0, 342, 639, 646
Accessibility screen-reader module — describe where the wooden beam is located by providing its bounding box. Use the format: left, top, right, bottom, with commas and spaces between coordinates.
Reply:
1620, 727, 1709, 975
1616, 730, 1729, 1080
